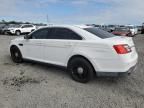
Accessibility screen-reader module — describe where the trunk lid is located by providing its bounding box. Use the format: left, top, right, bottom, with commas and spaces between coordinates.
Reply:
106, 36, 137, 60
106, 36, 134, 47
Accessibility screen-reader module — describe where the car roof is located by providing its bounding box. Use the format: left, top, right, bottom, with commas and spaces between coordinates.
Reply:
21, 24, 34, 26
42, 24, 93, 29
31, 24, 101, 40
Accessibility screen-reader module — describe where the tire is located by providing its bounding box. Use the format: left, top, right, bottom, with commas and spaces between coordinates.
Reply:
4, 31, 7, 35
141, 30, 144, 34
15, 31, 21, 36
10, 46, 23, 63
67, 57, 94, 83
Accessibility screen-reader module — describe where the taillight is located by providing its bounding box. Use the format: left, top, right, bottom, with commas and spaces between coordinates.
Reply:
113, 44, 131, 54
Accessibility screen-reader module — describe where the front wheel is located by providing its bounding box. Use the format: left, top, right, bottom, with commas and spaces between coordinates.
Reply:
10, 46, 23, 63
67, 57, 95, 83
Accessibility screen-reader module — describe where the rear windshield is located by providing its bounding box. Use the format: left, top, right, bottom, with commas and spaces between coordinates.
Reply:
84, 27, 116, 39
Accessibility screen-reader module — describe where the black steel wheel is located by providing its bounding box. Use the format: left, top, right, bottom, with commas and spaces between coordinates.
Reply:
68, 57, 94, 83
10, 46, 23, 63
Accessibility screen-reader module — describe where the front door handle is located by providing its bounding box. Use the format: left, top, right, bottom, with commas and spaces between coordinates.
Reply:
18, 43, 23, 46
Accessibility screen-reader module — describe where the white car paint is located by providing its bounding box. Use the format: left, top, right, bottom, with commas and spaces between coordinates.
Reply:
10, 25, 138, 75
8, 24, 36, 35
126, 25, 138, 35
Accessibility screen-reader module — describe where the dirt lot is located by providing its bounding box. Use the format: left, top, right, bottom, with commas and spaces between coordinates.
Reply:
0, 34, 144, 108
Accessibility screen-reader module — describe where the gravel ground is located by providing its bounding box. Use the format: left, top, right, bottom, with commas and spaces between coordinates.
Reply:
0, 34, 144, 108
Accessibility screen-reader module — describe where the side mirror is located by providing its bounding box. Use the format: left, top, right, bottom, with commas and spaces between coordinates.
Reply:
24, 35, 30, 39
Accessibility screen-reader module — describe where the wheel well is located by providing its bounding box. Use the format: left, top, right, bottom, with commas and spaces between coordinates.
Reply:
10, 45, 19, 52
10, 45, 17, 49
10, 45, 23, 57
67, 55, 96, 74
15, 30, 21, 33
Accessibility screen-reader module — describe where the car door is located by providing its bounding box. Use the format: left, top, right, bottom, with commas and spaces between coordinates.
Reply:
22, 28, 49, 61
20, 25, 28, 33
27, 25, 34, 32
43, 27, 82, 66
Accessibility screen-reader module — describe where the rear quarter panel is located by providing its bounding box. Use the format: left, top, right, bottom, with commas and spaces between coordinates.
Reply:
65, 40, 118, 71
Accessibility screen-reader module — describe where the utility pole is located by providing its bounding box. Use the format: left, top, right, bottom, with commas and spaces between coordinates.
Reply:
46, 14, 49, 24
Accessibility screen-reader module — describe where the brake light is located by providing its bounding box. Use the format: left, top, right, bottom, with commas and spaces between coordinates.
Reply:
113, 44, 131, 54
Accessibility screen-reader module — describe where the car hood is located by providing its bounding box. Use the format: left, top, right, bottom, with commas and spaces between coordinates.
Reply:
12, 37, 24, 41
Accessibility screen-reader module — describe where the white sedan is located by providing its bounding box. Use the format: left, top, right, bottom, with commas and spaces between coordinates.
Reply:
9, 25, 138, 83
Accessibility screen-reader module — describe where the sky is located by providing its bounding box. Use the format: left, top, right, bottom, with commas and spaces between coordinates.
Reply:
0, 0, 144, 25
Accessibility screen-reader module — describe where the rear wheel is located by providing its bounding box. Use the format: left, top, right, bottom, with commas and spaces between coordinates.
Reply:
68, 57, 94, 83
10, 46, 23, 63
15, 31, 21, 36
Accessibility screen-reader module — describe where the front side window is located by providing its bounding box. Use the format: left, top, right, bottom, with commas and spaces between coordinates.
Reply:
31, 28, 49, 39
49, 28, 82, 40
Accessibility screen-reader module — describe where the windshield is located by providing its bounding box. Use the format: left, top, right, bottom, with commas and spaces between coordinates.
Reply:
84, 27, 116, 39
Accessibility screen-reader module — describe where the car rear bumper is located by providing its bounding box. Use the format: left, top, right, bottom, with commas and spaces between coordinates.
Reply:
90, 51, 138, 77
96, 65, 137, 77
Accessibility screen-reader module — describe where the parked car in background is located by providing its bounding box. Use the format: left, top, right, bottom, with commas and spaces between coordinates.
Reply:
141, 23, 144, 34
93, 24, 101, 28
126, 25, 138, 35
7, 24, 36, 36
119, 25, 125, 28
137, 26, 142, 32
86, 24, 100, 28
107, 25, 116, 32
1, 25, 11, 35
1, 24, 18, 35
85, 24, 95, 27
112, 27, 132, 37
99, 25, 112, 32
0, 24, 6, 34
9, 25, 138, 83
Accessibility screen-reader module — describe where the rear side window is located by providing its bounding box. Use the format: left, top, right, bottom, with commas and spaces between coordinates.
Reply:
22, 25, 33, 28
84, 28, 116, 39
49, 28, 82, 40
